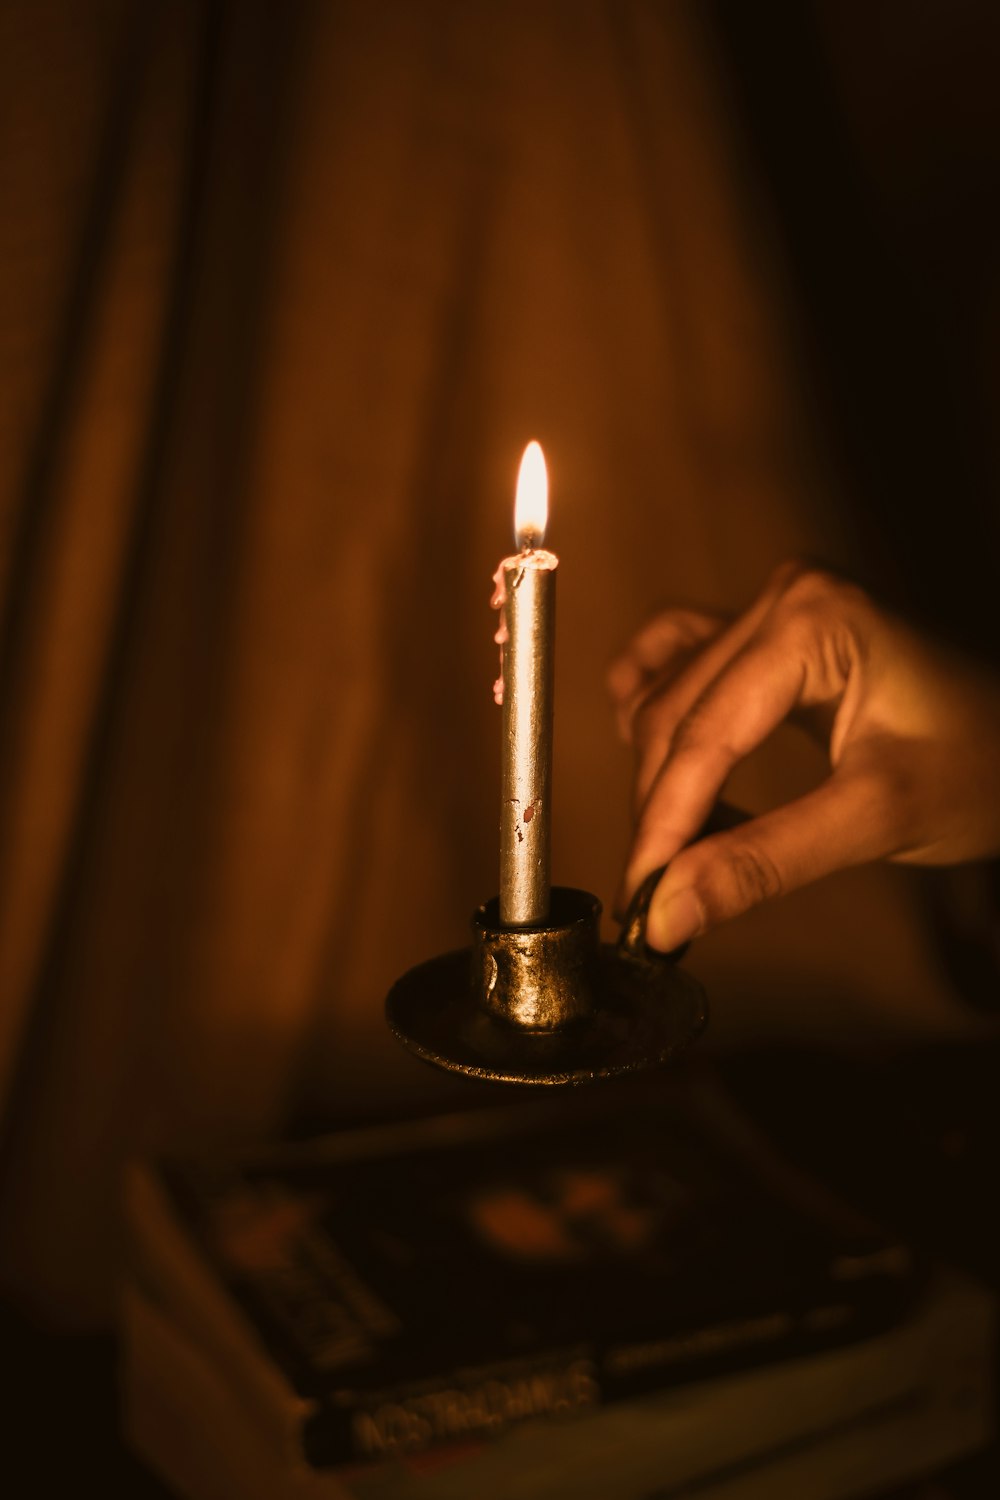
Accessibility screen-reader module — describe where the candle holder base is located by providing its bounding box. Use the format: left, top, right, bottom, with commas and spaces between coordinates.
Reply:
385, 881, 706, 1086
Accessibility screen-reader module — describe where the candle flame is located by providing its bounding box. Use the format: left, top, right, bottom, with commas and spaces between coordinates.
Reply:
514, 441, 548, 550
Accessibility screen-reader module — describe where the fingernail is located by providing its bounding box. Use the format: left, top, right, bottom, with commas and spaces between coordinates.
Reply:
647, 887, 704, 953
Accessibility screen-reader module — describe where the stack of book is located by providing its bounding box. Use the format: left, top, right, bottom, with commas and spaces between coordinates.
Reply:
123, 1079, 995, 1498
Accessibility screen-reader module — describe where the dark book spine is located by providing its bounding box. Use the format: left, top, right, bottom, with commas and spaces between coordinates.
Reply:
301, 1271, 915, 1468
305, 1349, 602, 1466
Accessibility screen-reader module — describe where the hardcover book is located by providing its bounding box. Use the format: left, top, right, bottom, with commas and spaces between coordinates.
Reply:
124, 1270, 995, 1500
125, 1077, 932, 1480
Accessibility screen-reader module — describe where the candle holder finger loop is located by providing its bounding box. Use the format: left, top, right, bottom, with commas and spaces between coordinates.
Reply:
617, 864, 692, 966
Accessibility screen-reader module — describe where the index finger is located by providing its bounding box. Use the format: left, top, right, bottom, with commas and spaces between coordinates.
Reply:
622, 624, 816, 900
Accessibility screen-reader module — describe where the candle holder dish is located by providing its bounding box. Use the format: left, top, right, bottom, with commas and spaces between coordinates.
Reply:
385, 871, 706, 1086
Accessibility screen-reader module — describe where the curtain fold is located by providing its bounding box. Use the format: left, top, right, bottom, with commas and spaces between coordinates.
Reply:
0, 0, 979, 1325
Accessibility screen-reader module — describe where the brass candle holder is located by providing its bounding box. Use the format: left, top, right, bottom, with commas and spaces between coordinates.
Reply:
387, 444, 728, 1086
385, 868, 706, 1087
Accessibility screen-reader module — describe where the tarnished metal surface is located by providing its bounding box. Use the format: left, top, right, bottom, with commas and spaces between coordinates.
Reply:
474, 888, 600, 1030
386, 881, 707, 1087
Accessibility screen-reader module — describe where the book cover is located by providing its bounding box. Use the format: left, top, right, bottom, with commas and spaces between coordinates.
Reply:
130, 1082, 920, 1467
123, 1270, 996, 1500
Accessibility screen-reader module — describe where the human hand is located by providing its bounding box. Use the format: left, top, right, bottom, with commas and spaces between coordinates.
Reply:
609, 561, 1000, 952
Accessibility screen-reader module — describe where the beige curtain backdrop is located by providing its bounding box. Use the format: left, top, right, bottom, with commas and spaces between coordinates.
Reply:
0, 0, 980, 1325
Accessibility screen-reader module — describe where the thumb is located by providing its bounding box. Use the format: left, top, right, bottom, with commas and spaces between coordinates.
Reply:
644, 771, 898, 951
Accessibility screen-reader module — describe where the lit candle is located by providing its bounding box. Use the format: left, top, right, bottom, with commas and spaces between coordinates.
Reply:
491, 441, 558, 925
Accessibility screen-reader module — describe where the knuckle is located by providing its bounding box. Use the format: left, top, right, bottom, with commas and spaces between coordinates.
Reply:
666, 607, 724, 646
777, 563, 873, 626
769, 555, 812, 590
724, 840, 784, 908
635, 611, 718, 673
780, 563, 845, 612
646, 620, 693, 662
771, 566, 871, 695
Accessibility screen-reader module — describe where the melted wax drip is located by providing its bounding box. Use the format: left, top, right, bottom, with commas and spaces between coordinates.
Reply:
490, 559, 509, 705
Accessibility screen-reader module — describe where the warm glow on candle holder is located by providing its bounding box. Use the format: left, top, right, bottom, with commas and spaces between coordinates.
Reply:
384, 436, 712, 1086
